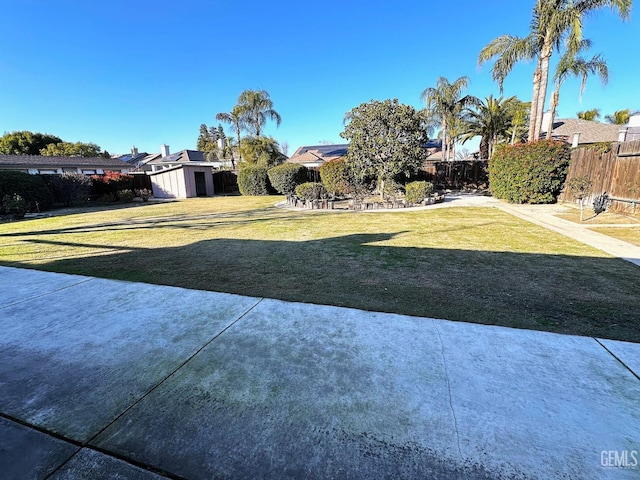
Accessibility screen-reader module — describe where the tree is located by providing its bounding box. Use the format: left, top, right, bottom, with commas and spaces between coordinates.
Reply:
197, 124, 215, 152
605, 109, 638, 124
40, 141, 105, 157
546, 40, 608, 137
215, 106, 245, 168
341, 99, 427, 200
236, 89, 281, 137
421, 76, 477, 161
479, 0, 631, 142
460, 95, 521, 160
238, 136, 286, 167
577, 109, 601, 121
0, 131, 61, 155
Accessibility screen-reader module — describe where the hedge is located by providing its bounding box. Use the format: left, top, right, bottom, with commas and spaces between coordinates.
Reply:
319, 158, 352, 197
0, 170, 53, 213
295, 182, 327, 201
45, 173, 92, 207
267, 163, 308, 195
238, 165, 271, 196
405, 181, 434, 204
489, 140, 570, 204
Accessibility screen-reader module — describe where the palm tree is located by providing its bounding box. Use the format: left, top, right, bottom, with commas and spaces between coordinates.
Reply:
479, 0, 631, 142
460, 95, 520, 159
508, 100, 531, 144
577, 109, 601, 121
215, 106, 245, 168
546, 40, 608, 138
421, 76, 477, 161
605, 109, 638, 125
236, 89, 281, 137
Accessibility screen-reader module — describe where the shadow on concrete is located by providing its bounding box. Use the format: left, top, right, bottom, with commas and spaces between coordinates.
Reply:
1, 232, 638, 343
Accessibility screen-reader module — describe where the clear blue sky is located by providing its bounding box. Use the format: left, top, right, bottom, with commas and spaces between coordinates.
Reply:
0, 0, 637, 156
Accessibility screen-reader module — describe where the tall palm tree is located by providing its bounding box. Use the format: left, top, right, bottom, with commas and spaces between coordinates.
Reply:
215, 106, 245, 168
577, 108, 601, 121
236, 89, 282, 137
546, 40, 608, 138
605, 109, 638, 125
421, 76, 477, 161
479, 0, 631, 142
460, 95, 520, 159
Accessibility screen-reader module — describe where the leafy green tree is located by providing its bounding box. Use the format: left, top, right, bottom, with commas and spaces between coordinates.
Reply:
197, 124, 215, 152
546, 40, 608, 137
341, 99, 427, 200
40, 141, 106, 157
605, 109, 638, 124
577, 109, 601, 121
236, 89, 281, 137
479, 0, 631, 141
460, 95, 520, 159
421, 76, 477, 161
0, 131, 61, 155
216, 106, 245, 168
239, 136, 286, 167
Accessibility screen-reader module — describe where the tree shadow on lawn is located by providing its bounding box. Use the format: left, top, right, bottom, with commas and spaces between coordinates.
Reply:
4, 233, 639, 343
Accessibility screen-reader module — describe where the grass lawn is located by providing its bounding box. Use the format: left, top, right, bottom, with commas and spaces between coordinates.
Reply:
1, 196, 638, 342
591, 227, 640, 247
556, 209, 640, 224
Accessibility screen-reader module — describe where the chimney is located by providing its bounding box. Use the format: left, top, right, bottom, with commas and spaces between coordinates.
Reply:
571, 132, 581, 148
618, 129, 628, 142
131, 146, 138, 156
217, 138, 225, 150
541, 111, 552, 134
628, 114, 640, 127
161, 144, 170, 157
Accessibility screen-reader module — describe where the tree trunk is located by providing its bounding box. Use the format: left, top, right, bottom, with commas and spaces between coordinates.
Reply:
533, 39, 553, 141
546, 85, 559, 140
480, 137, 489, 160
528, 59, 542, 142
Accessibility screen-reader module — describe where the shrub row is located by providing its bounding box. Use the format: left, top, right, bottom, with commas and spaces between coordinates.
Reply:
0, 170, 53, 213
489, 140, 570, 204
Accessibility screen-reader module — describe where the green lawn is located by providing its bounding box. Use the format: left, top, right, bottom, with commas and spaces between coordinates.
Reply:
591, 227, 640, 247
1, 196, 638, 342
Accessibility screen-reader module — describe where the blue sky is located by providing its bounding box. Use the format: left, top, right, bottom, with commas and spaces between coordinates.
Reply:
0, 0, 637, 156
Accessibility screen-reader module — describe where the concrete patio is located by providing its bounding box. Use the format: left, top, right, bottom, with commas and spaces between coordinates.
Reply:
0, 265, 638, 479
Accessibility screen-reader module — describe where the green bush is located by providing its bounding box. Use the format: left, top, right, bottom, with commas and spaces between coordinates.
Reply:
117, 189, 135, 203
405, 181, 434, 203
320, 158, 352, 197
267, 163, 308, 195
489, 140, 570, 204
45, 173, 92, 207
135, 188, 153, 201
295, 182, 327, 201
0, 170, 53, 213
2, 193, 27, 219
238, 165, 271, 196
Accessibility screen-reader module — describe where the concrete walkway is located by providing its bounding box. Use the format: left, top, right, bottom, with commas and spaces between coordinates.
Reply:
1, 266, 639, 479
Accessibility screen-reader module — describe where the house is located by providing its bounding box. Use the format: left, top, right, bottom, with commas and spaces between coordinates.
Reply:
0, 154, 130, 175
541, 115, 624, 146
286, 144, 350, 169
142, 145, 220, 199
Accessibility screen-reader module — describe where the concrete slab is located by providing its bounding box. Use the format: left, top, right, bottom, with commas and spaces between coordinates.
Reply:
598, 338, 640, 379
0, 272, 260, 442
94, 300, 499, 479
49, 449, 168, 479
0, 266, 91, 308
0, 417, 79, 479
434, 319, 640, 480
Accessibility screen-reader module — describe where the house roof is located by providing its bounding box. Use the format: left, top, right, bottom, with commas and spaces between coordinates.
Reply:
147, 150, 206, 164
287, 144, 350, 165
544, 118, 621, 144
0, 154, 129, 169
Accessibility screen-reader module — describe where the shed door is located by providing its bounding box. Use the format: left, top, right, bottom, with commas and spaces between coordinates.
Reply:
194, 172, 207, 196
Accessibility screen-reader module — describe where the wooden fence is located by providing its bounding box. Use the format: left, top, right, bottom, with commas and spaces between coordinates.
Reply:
560, 140, 640, 215
420, 160, 489, 190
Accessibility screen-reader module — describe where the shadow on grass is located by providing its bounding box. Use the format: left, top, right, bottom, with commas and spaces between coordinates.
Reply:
2, 233, 639, 343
